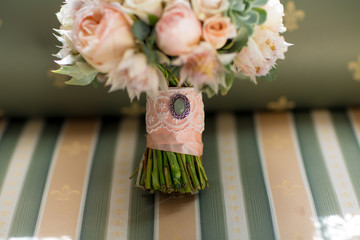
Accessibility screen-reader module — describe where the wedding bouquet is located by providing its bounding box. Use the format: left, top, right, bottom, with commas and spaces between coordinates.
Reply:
54, 0, 290, 194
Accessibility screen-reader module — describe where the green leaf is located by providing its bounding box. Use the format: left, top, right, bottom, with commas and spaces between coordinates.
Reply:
221, 71, 235, 95
202, 86, 217, 98
132, 20, 151, 41
256, 66, 279, 82
53, 62, 98, 86
147, 14, 159, 26
92, 78, 99, 88
218, 26, 249, 54
143, 44, 159, 65
253, 7, 267, 25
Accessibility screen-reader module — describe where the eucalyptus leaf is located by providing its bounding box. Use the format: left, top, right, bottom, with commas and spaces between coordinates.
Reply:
256, 66, 279, 82
143, 44, 159, 65
132, 20, 150, 41
147, 14, 159, 26
202, 86, 217, 98
218, 26, 249, 54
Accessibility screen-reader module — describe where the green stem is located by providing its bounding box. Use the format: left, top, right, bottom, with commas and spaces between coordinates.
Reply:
145, 149, 153, 189
176, 153, 191, 193
187, 155, 200, 190
139, 157, 147, 187
163, 152, 173, 190
129, 164, 139, 180
166, 152, 182, 190
152, 149, 160, 190
196, 156, 209, 188
194, 156, 205, 189
157, 150, 166, 189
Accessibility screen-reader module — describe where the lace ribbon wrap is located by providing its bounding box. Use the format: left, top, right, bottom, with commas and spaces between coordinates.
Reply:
146, 88, 205, 156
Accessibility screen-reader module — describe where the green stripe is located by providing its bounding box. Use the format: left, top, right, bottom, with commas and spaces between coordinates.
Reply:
294, 111, 341, 217
236, 113, 276, 240
80, 118, 120, 240
331, 110, 360, 203
0, 118, 26, 191
128, 119, 155, 240
199, 115, 227, 240
9, 118, 63, 237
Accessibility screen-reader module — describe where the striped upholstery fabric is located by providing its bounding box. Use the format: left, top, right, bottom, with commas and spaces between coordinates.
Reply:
0, 109, 360, 240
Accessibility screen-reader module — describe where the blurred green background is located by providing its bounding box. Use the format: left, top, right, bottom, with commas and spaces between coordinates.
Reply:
0, 0, 360, 116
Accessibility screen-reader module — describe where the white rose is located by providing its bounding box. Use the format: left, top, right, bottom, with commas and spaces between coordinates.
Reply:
191, 0, 229, 20
123, 0, 163, 23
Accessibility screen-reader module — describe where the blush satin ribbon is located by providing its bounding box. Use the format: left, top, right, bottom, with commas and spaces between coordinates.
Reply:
146, 88, 204, 156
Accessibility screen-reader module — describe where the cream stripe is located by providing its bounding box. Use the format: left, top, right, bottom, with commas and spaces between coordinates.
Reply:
34, 119, 99, 239
0, 119, 7, 141
313, 110, 360, 215
154, 193, 202, 240
255, 115, 281, 240
106, 118, 139, 240
0, 119, 43, 239
155, 194, 200, 240
256, 112, 319, 240
216, 113, 249, 240
349, 108, 360, 148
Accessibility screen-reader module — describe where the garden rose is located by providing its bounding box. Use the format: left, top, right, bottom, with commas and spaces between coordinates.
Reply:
123, 0, 163, 23
72, 2, 135, 73
156, 1, 202, 56
203, 15, 236, 49
191, 0, 229, 20
107, 49, 167, 100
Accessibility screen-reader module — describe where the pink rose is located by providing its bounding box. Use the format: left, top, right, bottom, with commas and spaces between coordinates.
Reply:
203, 15, 236, 49
156, 1, 202, 56
72, 2, 135, 73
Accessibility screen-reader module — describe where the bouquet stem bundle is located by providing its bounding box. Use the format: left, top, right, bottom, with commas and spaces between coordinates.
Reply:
133, 148, 209, 194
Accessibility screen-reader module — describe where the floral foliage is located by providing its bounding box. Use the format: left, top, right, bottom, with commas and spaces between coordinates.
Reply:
54, 0, 290, 99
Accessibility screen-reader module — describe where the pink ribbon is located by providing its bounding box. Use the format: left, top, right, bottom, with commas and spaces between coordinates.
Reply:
146, 88, 204, 156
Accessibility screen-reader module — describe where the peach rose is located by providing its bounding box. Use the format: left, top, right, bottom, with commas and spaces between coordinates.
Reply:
156, 1, 202, 56
203, 15, 236, 49
72, 2, 135, 73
